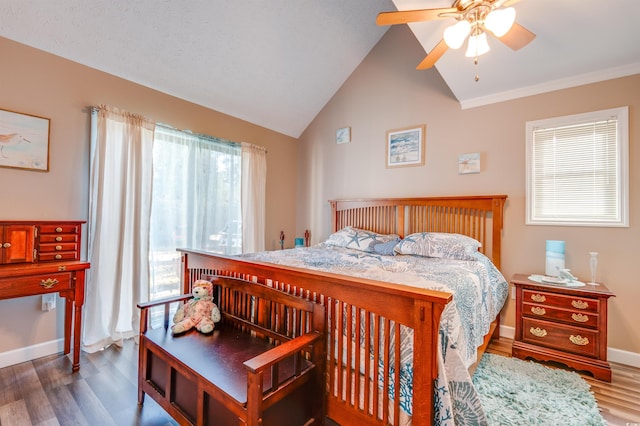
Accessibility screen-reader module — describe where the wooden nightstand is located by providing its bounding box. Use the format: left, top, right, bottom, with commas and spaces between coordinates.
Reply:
511, 273, 615, 381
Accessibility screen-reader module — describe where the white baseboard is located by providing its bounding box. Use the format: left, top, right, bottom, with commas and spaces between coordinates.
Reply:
499, 324, 515, 340
499, 325, 640, 368
0, 339, 65, 369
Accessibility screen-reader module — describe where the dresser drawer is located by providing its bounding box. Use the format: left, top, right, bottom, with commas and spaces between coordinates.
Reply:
522, 289, 599, 313
38, 224, 80, 235
522, 318, 598, 358
523, 302, 599, 329
39, 243, 78, 253
38, 252, 79, 262
36, 223, 81, 262
39, 234, 78, 244
0, 272, 72, 298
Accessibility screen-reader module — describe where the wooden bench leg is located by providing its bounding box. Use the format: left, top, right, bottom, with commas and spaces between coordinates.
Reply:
247, 370, 264, 426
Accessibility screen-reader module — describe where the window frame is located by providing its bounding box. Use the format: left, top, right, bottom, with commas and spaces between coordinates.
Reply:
525, 106, 629, 227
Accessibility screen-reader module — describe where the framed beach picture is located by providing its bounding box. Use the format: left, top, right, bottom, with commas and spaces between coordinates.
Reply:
386, 124, 425, 168
336, 126, 351, 144
0, 108, 50, 172
458, 152, 481, 174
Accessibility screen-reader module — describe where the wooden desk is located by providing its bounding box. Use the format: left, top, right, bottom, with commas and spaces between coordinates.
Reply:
0, 221, 89, 372
0, 261, 89, 371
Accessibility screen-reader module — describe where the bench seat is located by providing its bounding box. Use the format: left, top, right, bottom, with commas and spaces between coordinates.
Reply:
138, 276, 326, 426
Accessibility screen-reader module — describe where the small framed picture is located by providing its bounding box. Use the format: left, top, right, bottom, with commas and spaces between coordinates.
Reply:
386, 125, 425, 168
336, 127, 351, 144
0, 108, 50, 171
458, 152, 480, 174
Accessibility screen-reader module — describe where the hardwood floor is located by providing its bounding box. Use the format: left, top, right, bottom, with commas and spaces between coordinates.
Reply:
0, 337, 638, 425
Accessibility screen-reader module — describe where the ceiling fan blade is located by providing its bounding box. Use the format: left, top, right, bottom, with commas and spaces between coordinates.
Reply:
376, 7, 458, 26
416, 40, 449, 70
499, 22, 536, 50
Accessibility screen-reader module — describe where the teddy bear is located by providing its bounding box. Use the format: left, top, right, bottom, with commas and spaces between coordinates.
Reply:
171, 279, 222, 335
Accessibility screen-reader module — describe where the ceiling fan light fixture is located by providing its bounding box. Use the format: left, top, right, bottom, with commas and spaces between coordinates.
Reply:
485, 7, 516, 37
443, 20, 471, 49
465, 31, 490, 57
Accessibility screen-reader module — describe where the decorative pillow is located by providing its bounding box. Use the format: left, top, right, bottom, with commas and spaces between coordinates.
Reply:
393, 232, 481, 261
373, 239, 401, 256
324, 226, 400, 253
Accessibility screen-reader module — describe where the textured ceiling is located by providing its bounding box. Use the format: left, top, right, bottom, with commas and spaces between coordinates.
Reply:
1, 1, 639, 138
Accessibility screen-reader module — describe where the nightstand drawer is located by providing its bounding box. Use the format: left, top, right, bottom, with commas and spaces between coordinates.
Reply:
523, 289, 599, 313
522, 318, 598, 358
523, 302, 599, 329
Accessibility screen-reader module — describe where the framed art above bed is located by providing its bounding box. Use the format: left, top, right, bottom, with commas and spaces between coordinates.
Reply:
177, 194, 508, 426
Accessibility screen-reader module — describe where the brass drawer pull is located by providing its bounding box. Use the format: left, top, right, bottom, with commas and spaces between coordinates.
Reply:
55, 245, 63, 250
56, 236, 63, 242
531, 306, 546, 315
531, 294, 546, 303
55, 254, 62, 260
571, 300, 589, 310
569, 335, 589, 346
55, 227, 63, 232
572, 313, 589, 323
40, 278, 59, 289
529, 327, 547, 338
2, 242, 10, 248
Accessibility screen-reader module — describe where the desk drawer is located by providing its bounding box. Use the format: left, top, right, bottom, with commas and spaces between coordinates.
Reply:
522, 318, 598, 358
0, 272, 72, 298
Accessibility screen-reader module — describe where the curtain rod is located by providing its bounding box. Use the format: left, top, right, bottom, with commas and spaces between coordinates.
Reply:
88, 105, 267, 154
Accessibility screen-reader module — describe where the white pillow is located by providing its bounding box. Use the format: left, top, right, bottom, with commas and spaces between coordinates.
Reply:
393, 232, 481, 260
324, 226, 400, 253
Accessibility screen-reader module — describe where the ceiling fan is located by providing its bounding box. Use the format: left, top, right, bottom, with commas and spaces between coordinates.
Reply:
376, 0, 536, 70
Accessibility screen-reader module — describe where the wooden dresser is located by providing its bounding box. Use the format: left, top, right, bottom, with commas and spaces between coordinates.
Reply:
511, 273, 615, 381
0, 221, 90, 372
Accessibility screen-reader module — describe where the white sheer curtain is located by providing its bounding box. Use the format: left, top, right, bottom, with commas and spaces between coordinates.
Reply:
241, 142, 267, 253
149, 126, 241, 299
84, 106, 155, 352
84, 109, 266, 349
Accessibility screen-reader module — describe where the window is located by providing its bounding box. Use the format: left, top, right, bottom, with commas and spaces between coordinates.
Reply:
149, 126, 242, 300
526, 106, 629, 227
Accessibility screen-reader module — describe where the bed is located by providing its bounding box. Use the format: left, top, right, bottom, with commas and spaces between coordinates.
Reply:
178, 194, 508, 425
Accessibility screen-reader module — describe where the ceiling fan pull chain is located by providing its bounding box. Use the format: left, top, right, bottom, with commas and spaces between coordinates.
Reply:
474, 56, 480, 82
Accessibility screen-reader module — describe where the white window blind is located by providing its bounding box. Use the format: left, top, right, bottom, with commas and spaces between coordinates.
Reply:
526, 107, 628, 227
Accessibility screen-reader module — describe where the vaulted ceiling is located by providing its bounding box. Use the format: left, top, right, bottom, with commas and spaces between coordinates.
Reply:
1, 1, 639, 138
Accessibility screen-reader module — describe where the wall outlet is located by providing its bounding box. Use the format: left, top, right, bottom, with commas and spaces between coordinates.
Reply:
42, 293, 56, 311
511, 286, 516, 300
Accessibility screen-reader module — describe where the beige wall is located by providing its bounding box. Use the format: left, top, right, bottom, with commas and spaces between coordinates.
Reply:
0, 36, 298, 357
297, 26, 640, 358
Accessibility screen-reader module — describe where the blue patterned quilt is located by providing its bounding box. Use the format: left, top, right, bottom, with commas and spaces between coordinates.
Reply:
240, 244, 508, 425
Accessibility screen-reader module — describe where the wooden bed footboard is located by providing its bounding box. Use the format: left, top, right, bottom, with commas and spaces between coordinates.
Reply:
179, 249, 452, 426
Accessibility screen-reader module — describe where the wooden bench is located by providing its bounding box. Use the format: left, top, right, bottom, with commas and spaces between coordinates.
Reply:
137, 275, 326, 426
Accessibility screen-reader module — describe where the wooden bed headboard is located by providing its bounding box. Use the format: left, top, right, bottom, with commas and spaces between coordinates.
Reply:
330, 195, 507, 270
